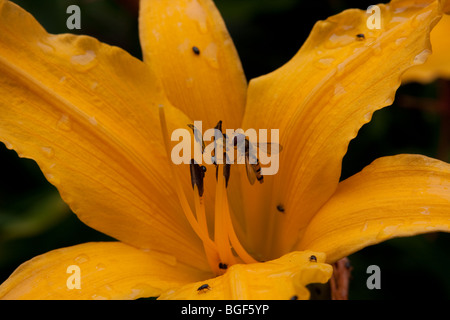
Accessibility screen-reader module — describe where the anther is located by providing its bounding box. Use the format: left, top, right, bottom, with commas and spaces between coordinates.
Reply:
356, 33, 365, 41
190, 159, 205, 197
192, 46, 200, 55
309, 255, 317, 262
277, 205, 285, 213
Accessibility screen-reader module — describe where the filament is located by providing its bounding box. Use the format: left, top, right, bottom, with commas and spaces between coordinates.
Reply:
158, 106, 218, 266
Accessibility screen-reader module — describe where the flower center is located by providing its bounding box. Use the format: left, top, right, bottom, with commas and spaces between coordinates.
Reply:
158, 105, 257, 275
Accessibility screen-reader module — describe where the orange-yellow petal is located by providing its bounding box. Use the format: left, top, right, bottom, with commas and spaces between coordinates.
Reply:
0, 0, 208, 269
158, 251, 332, 300
402, 14, 450, 83
241, 0, 442, 258
298, 154, 450, 263
139, 0, 247, 130
0, 242, 211, 300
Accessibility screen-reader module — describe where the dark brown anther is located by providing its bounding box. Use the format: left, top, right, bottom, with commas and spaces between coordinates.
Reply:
190, 159, 205, 197
356, 33, 365, 41
309, 255, 317, 262
277, 204, 285, 213
214, 120, 223, 132
187, 124, 205, 153
223, 163, 231, 187
192, 46, 200, 55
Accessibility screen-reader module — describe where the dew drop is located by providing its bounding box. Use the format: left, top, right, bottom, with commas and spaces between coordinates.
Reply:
372, 41, 382, 55
90, 81, 98, 90
376, 225, 398, 240
363, 112, 372, 122
89, 116, 98, 126
37, 40, 54, 53
314, 57, 335, 69
3, 141, 13, 150
325, 33, 354, 49
413, 49, 431, 65
71, 50, 97, 66
185, 0, 208, 34
91, 294, 110, 300
384, 97, 394, 106
186, 77, 194, 88
389, 16, 408, 24
41, 146, 55, 159
334, 83, 346, 96
74, 254, 89, 264
44, 172, 60, 184
395, 37, 407, 46
203, 43, 219, 69
57, 114, 72, 131
360, 221, 369, 232
414, 10, 432, 24
96, 263, 106, 271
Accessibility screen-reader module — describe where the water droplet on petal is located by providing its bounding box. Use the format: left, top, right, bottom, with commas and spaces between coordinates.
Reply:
325, 33, 354, 49
186, 77, 194, 88
57, 114, 72, 131
96, 263, 106, 271
376, 225, 399, 240
185, 0, 208, 34
43, 170, 59, 183
203, 43, 219, 69
71, 50, 96, 66
414, 10, 433, 25
3, 141, 13, 150
395, 37, 407, 46
90, 82, 98, 90
37, 40, 54, 53
89, 116, 98, 126
91, 294, 110, 300
74, 254, 89, 264
334, 83, 346, 96
314, 57, 335, 69
41, 146, 54, 159
389, 16, 408, 24
413, 49, 431, 65
360, 221, 369, 232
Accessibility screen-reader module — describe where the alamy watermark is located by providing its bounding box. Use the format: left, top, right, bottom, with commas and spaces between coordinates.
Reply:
171, 121, 281, 177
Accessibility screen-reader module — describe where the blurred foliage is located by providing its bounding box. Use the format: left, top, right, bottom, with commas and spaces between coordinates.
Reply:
0, 0, 449, 299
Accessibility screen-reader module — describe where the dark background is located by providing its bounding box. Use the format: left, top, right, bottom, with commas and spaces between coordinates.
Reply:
0, 0, 449, 299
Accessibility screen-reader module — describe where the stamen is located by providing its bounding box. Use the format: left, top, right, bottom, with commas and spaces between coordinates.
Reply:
193, 184, 220, 274
222, 179, 259, 264
214, 164, 236, 265
190, 159, 205, 197
216, 164, 258, 265
158, 106, 219, 269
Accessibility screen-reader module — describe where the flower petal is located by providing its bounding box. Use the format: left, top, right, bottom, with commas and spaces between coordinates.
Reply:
158, 251, 332, 300
402, 14, 450, 83
0, 0, 208, 269
0, 242, 211, 299
241, 0, 442, 257
298, 154, 450, 263
139, 0, 247, 130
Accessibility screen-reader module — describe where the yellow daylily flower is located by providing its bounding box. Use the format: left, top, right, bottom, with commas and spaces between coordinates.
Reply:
0, 0, 449, 300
